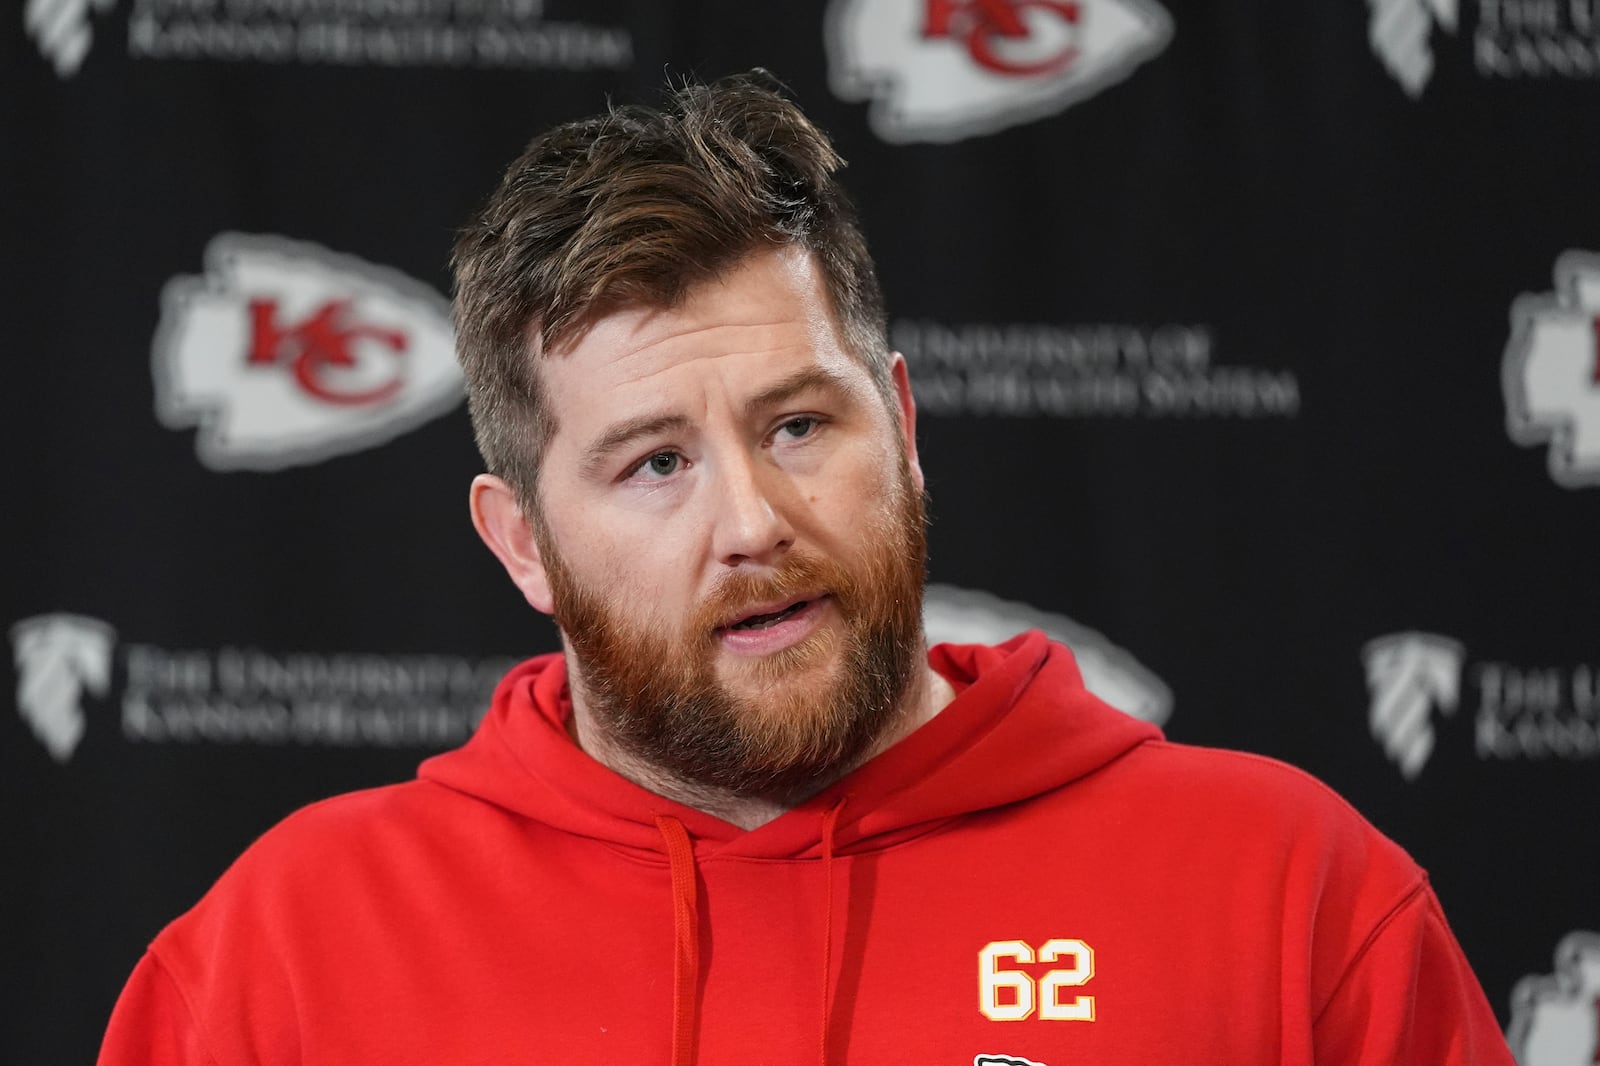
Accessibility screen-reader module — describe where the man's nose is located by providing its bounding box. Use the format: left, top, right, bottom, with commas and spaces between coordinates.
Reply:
710, 452, 795, 567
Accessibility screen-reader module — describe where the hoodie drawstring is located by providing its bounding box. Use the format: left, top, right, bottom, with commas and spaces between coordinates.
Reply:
655, 815, 699, 1066
655, 801, 847, 1066
818, 797, 845, 1066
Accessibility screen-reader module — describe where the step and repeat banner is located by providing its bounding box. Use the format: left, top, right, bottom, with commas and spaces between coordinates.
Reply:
5, 1, 1598, 1061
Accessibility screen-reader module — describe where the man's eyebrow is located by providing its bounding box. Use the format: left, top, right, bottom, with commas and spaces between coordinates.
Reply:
743, 366, 855, 418
581, 414, 692, 479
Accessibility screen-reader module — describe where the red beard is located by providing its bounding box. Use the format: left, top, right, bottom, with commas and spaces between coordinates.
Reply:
545, 468, 928, 802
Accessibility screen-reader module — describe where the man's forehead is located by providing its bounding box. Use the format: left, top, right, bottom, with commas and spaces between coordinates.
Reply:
539, 250, 848, 388
549, 331, 865, 424
543, 244, 817, 338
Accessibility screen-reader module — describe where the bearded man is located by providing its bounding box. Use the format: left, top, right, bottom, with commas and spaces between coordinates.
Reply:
98, 72, 1514, 1065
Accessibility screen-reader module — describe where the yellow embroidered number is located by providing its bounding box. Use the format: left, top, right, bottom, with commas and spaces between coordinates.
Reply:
978, 939, 1096, 1022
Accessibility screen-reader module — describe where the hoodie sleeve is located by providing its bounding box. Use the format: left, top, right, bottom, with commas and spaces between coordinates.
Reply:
1312, 883, 1515, 1065
98, 952, 222, 1066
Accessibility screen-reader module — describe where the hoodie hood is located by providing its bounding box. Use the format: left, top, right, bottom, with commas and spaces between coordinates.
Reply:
419, 629, 1161, 860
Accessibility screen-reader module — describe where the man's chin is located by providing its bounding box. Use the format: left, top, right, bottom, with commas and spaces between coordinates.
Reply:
712, 626, 843, 692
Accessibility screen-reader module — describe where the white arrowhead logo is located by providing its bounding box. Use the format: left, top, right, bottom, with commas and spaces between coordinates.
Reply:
25, 0, 117, 77
1361, 632, 1464, 780
11, 614, 117, 763
1366, 0, 1458, 97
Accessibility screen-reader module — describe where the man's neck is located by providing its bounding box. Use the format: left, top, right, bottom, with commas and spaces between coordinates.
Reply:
566, 664, 957, 831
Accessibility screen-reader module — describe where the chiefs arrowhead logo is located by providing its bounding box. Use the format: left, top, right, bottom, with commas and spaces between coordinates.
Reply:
826, 0, 1172, 143
1504, 250, 1600, 489
153, 233, 462, 471
923, 583, 1172, 724
1508, 931, 1600, 1065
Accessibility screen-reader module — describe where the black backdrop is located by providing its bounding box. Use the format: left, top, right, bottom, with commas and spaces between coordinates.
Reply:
6, 1, 1598, 1062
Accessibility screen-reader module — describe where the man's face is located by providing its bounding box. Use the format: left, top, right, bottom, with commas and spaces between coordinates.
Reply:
529, 247, 928, 800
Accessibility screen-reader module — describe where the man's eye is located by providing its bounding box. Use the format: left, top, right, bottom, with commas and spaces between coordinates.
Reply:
636, 451, 681, 478
778, 416, 820, 440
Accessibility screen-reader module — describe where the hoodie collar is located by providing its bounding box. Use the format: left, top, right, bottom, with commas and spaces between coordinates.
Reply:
418, 630, 1162, 861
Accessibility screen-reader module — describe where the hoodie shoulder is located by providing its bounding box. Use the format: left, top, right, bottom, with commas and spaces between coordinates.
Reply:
1097, 740, 1427, 916
1050, 739, 1434, 1012
1117, 740, 1404, 836
162, 780, 436, 890
226, 777, 476, 869
149, 777, 515, 970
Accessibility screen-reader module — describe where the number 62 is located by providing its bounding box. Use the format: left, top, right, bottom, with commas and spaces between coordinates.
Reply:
978, 939, 1095, 1022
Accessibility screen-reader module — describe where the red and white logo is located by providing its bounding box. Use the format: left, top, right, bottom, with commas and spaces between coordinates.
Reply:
1508, 931, 1600, 1065
923, 583, 1171, 724
1504, 251, 1600, 489
826, 0, 1172, 143
153, 233, 461, 471
11, 614, 116, 763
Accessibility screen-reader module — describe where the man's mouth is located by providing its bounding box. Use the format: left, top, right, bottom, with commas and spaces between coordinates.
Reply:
727, 600, 811, 631
714, 594, 831, 656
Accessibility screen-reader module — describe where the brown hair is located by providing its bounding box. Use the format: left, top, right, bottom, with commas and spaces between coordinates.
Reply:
451, 70, 891, 516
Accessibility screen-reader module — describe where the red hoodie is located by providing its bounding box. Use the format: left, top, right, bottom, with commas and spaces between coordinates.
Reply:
99, 633, 1514, 1064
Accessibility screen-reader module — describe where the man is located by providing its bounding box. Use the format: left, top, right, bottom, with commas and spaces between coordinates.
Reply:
100, 72, 1514, 1064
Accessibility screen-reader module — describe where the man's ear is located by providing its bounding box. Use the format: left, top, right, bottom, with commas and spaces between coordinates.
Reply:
888, 352, 925, 493
469, 474, 555, 615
